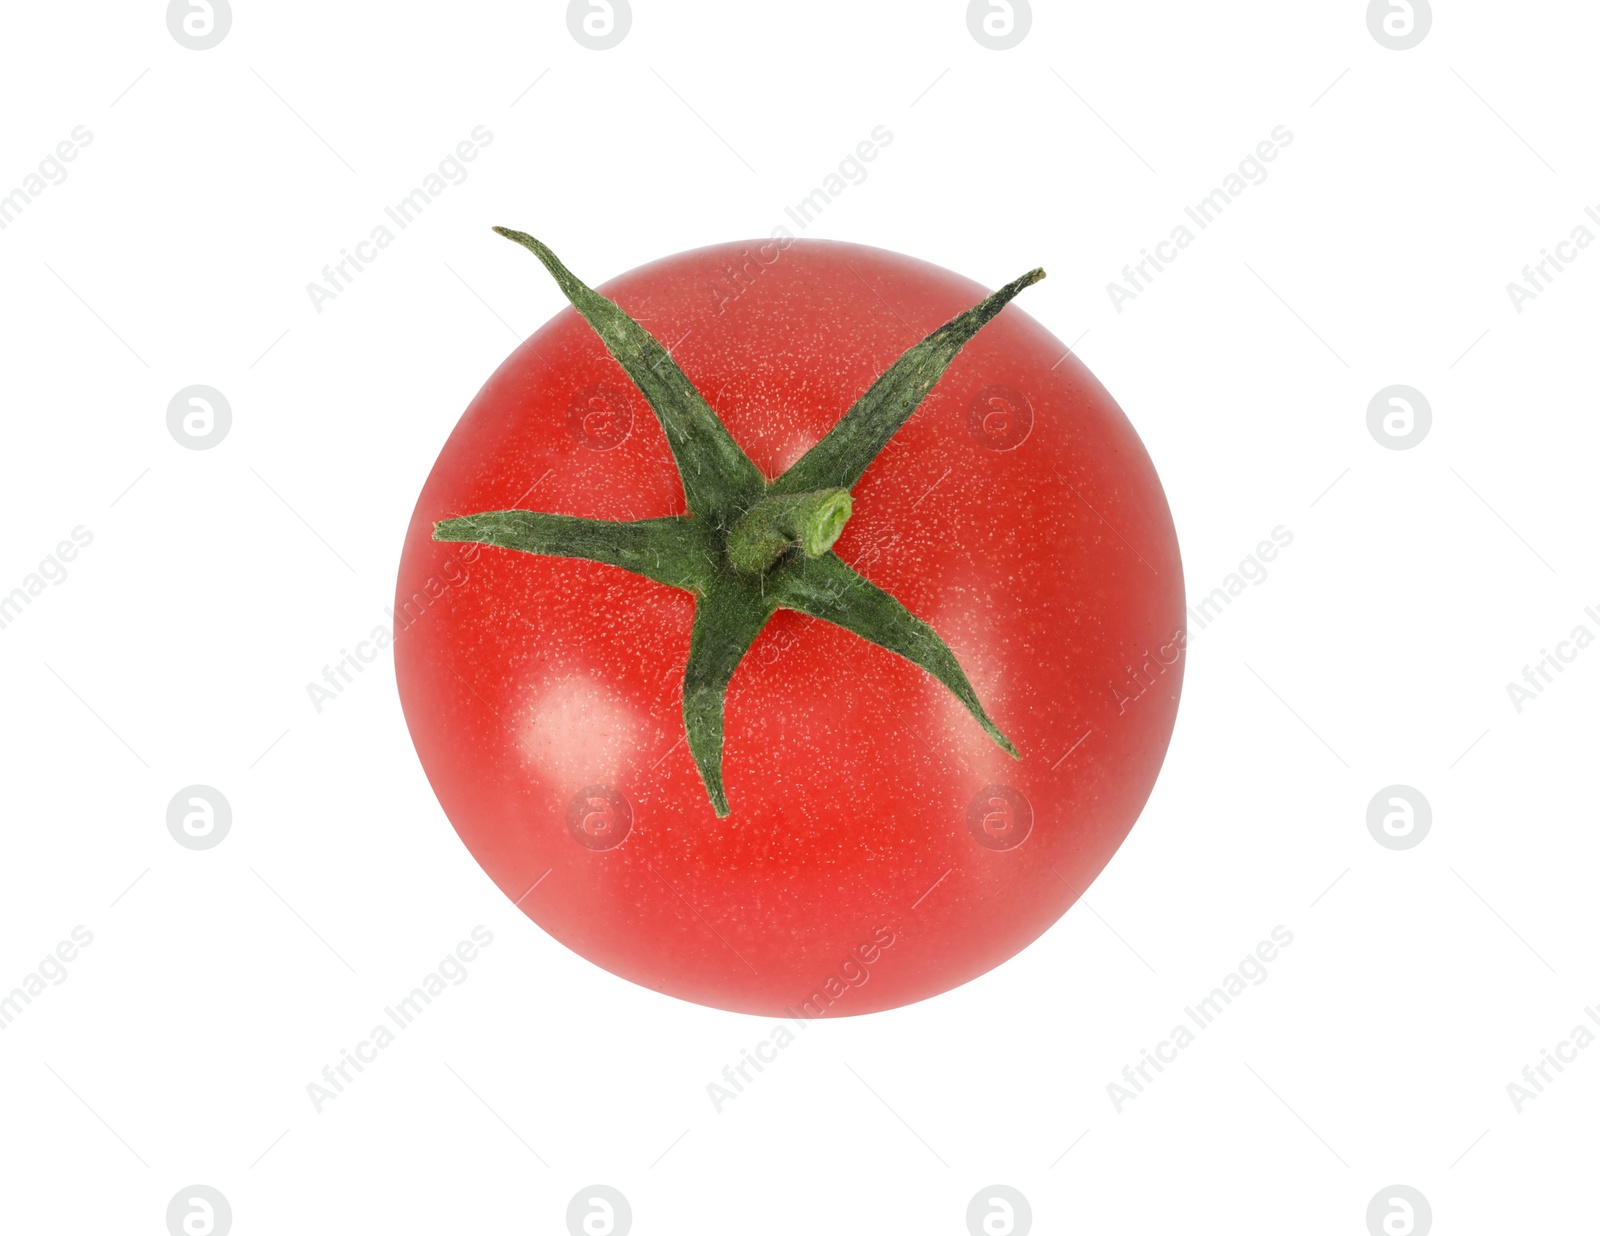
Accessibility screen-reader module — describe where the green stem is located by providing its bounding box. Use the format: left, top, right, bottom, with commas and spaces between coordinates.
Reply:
726, 489, 853, 575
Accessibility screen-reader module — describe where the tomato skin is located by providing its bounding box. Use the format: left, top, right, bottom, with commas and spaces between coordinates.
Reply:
396, 238, 1183, 1015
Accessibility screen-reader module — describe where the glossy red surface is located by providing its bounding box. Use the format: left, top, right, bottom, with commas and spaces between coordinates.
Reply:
396, 238, 1183, 1015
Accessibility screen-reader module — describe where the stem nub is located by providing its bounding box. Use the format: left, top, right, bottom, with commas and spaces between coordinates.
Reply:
726, 489, 853, 575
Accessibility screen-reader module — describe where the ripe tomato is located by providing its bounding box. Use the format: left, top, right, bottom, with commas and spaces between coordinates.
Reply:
395, 234, 1183, 1016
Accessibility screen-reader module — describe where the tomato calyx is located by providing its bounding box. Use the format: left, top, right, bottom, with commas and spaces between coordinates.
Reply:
434, 229, 1043, 817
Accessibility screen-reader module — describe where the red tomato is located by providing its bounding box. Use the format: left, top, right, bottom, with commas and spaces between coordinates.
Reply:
395, 236, 1183, 1016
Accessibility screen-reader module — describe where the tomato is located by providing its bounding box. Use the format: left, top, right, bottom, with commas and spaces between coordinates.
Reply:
395, 233, 1183, 1016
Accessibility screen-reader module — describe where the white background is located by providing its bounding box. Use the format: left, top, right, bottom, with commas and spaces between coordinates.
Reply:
1, 2, 1595, 1233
